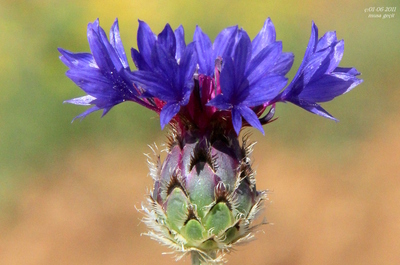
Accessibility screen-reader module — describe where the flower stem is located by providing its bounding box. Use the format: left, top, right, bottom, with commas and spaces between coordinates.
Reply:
191, 251, 202, 265
191, 250, 217, 265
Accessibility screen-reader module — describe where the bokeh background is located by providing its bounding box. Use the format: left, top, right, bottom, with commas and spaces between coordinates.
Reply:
1, 0, 399, 264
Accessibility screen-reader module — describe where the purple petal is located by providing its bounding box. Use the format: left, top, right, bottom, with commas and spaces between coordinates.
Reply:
270, 52, 294, 76
291, 21, 319, 83
303, 47, 331, 84
130, 71, 176, 101
160, 102, 181, 129
332, 72, 363, 92
245, 41, 282, 85
71, 105, 101, 122
327, 40, 344, 73
305, 21, 319, 57
294, 100, 338, 121
137, 20, 156, 68
301, 73, 362, 102
231, 107, 242, 135
157, 24, 176, 58
207, 95, 232, 110
238, 105, 265, 135
174, 25, 186, 60
242, 75, 287, 106
151, 41, 178, 85
212, 25, 238, 60
316, 31, 337, 52
58, 49, 96, 69
219, 56, 236, 100
131, 48, 151, 71
91, 20, 124, 72
252, 18, 276, 57
233, 30, 252, 86
334, 67, 360, 75
87, 21, 115, 72
65, 68, 111, 97
194, 26, 213, 76
109, 18, 129, 69
178, 42, 197, 95
311, 41, 344, 81
101, 107, 113, 117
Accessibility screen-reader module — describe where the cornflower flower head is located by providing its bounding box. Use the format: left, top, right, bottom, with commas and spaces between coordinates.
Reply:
60, 17, 362, 265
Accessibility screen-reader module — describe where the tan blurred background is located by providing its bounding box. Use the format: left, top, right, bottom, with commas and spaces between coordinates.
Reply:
1, 0, 399, 264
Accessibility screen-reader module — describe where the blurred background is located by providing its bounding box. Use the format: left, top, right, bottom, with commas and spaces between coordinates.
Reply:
1, 0, 399, 264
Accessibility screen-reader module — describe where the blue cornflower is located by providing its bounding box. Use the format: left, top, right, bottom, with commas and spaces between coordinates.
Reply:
59, 19, 159, 120
131, 21, 187, 71
192, 18, 295, 135
60, 18, 362, 134
207, 30, 288, 135
276, 22, 363, 120
129, 21, 198, 129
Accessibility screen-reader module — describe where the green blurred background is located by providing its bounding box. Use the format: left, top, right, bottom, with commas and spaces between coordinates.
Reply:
1, 0, 399, 264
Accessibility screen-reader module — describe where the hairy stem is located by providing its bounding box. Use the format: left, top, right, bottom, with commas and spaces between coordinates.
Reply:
191, 251, 202, 265
191, 250, 218, 265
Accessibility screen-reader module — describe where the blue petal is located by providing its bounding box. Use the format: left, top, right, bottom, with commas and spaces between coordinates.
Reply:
58, 49, 96, 69
157, 24, 176, 58
160, 102, 181, 129
270, 52, 294, 76
212, 25, 238, 60
305, 21, 319, 57
87, 21, 115, 73
245, 41, 282, 85
251, 18, 276, 58
71, 105, 102, 121
178, 42, 197, 97
219, 57, 236, 100
174, 25, 186, 60
194, 26, 213, 76
151, 41, 179, 85
90, 20, 124, 73
233, 30, 252, 87
310, 41, 344, 82
301, 73, 362, 102
207, 95, 232, 110
231, 107, 242, 135
137, 20, 156, 68
238, 105, 265, 135
292, 21, 319, 82
334, 67, 360, 75
332, 72, 363, 92
292, 99, 337, 121
130, 71, 176, 101
131, 48, 151, 71
65, 68, 111, 97
326, 40, 344, 73
316, 31, 337, 51
242, 75, 287, 106
303, 47, 331, 84
110, 19, 129, 69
